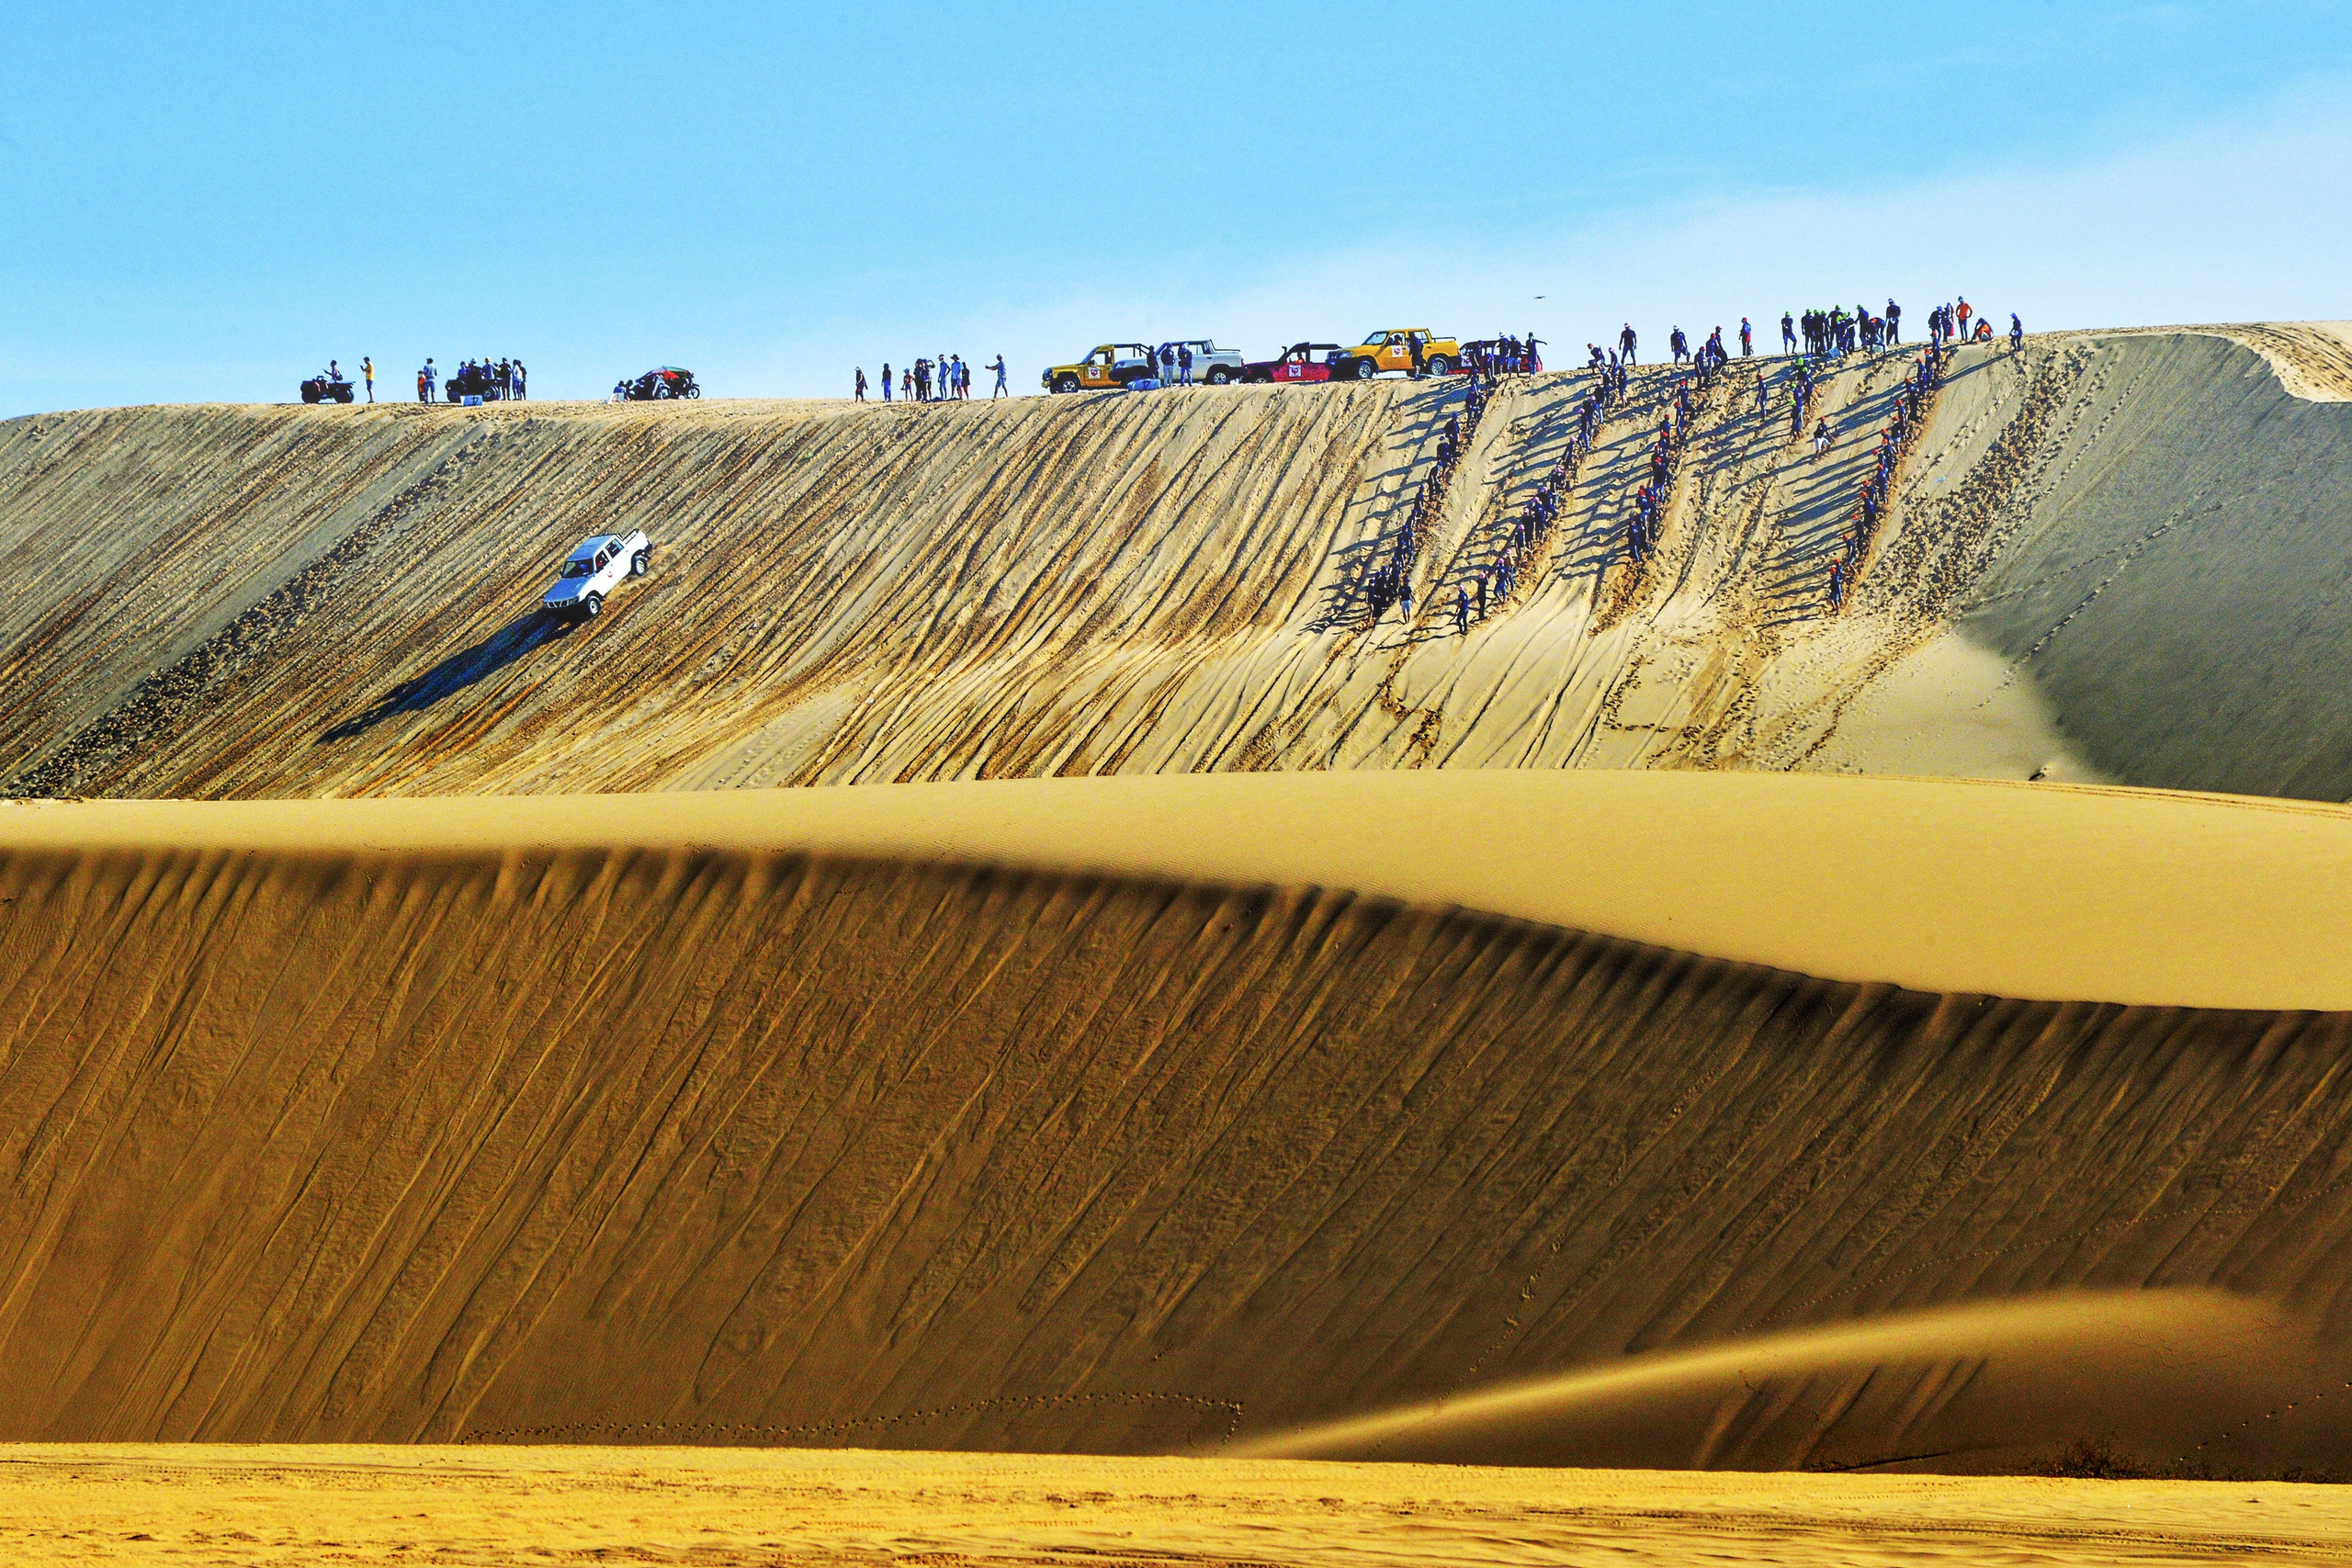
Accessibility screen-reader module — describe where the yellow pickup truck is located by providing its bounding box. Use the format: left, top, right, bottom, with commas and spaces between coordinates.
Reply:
1042, 344, 1153, 394
1332, 329, 1460, 381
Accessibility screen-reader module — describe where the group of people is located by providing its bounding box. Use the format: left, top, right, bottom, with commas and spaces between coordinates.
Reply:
1365, 368, 1501, 626
1627, 373, 1703, 563
1826, 343, 1947, 610
1667, 325, 1733, 369
1465, 334, 1543, 376
1786, 305, 1901, 357
415, 356, 526, 402
857, 355, 1008, 402
1446, 364, 1627, 634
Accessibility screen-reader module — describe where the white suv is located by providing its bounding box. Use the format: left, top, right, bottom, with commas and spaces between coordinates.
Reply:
542, 529, 651, 619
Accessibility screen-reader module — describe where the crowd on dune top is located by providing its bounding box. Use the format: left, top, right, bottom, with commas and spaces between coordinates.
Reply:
854, 353, 1010, 403
1351, 290, 2019, 635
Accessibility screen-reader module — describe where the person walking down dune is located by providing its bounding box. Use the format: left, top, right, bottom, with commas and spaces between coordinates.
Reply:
1813, 418, 1831, 461
1756, 374, 1770, 416
1454, 585, 1469, 637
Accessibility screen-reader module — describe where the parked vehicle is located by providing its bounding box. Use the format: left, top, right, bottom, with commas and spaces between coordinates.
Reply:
443, 364, 506, 402
300, 373, 356, 405
541, 529, 652, 619
1332, 329, 1462, 381
1170, 339, 1245, 385
1042, 344, 1153, 394
1242, 343, 1344, 385
627, 367, 700, 400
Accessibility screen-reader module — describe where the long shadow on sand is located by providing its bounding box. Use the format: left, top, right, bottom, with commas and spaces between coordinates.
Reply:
320, 612, 579, 743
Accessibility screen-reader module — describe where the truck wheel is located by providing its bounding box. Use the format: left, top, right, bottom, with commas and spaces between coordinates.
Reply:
1205, 367, 1230, 386
1053, 374, 1080, 394
583, 592, 603, 619
1423, 355, 1453, 378
630, 548, 648, 577
1351, 357, 1378, 381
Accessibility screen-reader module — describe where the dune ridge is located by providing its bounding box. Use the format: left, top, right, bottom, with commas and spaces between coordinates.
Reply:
3, 326, 2346, 801
0, 775, 2347, 1473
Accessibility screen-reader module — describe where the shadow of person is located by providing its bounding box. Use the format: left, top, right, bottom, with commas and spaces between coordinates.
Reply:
319, 611, 577, 743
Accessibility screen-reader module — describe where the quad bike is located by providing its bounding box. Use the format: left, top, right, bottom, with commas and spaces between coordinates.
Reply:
300, 376, 356, 404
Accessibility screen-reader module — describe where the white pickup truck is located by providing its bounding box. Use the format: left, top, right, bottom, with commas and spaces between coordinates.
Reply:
542, 529, 651, 619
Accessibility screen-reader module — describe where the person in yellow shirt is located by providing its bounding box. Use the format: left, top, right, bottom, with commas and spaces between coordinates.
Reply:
361, 356, 374, 403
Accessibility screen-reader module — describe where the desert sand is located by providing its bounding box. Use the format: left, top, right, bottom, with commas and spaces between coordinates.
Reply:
5, 327, 2352, 1562
4, 1445, 2349, 1565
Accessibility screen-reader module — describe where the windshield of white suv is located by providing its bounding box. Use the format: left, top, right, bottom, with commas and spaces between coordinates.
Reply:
560, 559, 594, 579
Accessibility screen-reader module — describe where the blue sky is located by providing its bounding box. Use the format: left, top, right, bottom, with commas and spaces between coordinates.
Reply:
5, 2, 2348, 412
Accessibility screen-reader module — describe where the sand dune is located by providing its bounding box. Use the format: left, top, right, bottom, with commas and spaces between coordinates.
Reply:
0, 774, 2347, 1476
3, 325, 2346, 800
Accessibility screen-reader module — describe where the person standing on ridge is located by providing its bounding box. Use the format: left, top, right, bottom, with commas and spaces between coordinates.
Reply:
1956, 298, 1973, 340
1178, 343, 1194, 387
1739, 319, 1752, 357
2010, 313, 2024, 353
360, 356, 374, 402
1886, 300, 1901, 344
880, 361, 892, 402
854, 367, 867, 401
1409, 332, 1426, 379
420, 358, 436, 403
989, 355, 1008, 398
1620, 323, 1637, 365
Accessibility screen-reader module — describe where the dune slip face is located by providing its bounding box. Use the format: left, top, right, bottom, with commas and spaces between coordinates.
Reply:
0, 775, 2349, 1473
3, 325, 2346, 802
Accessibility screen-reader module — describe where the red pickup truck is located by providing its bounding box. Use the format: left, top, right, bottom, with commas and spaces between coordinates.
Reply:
1242, 343, 1344, 385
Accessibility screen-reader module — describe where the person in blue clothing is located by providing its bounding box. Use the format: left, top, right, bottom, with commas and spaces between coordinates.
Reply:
881, 361, 892, 401
2010, 313, 2024, 352
989, 355, 1008, 398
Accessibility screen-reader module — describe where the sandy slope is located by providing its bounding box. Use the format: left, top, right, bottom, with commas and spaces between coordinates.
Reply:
1, 774, 2348, 1476
2, 325, 2346, 800
6, 1446, 2347, 1567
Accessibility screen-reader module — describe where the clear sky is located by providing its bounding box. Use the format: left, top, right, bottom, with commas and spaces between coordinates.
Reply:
6, 2, 2348, 413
